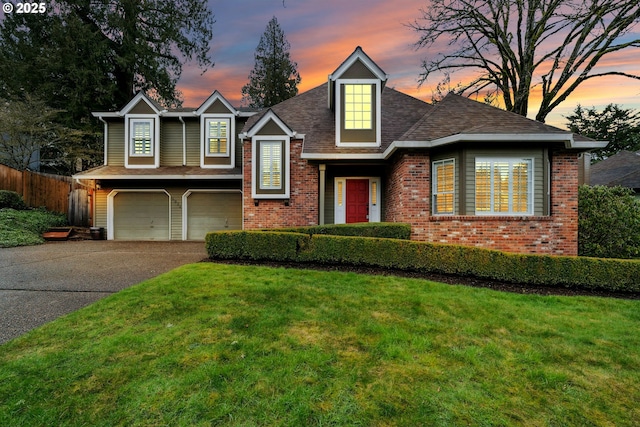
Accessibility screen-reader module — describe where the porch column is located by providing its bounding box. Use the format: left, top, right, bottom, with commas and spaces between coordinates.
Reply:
319, 164, 326, 225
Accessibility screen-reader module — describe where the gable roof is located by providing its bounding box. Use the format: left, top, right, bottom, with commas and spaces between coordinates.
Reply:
590, 150, 640, 188
328, 46, 389, 83
119, 92, 164, 115
241, 83, 433, 156
195, 90, 237, 116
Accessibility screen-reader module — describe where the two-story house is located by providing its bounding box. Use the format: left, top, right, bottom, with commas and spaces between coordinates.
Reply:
75, 47, 605, 255
75, 90, 251, 241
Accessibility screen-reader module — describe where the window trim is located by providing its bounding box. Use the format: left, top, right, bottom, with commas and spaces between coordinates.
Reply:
343, 83, 373, 130
200, 113, 235, 169
474, 157, 534, 216
335, 78, 381, 147
432, 158, 456, 215
129, 118, 154, 157
251, 136, 290, 199
204, 118, 230, 157
259, 141, 283, 191
124, 114, 159, 168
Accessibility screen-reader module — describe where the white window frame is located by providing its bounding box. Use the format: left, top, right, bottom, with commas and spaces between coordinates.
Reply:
334, 177, 381, 224
474, 157, 534, 216
204, 118, 230, 157
251, 136, 290, 199
124, 115, 159, 168
343, 83, 373, 130
432, 159, 455, 215
201, 114, 235, 168
335, 78, 381, 147
259, 141, 283, 190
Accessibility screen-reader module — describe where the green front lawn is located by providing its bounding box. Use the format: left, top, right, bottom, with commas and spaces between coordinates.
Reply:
1, 263, 638, 426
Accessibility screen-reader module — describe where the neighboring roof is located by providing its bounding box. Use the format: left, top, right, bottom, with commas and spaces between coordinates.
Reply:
590, 150, 640, 188
73, 165, 242, 180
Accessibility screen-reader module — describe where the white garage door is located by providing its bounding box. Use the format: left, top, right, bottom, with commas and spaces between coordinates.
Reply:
186, 192, 242, 240
113, 192, 170, 240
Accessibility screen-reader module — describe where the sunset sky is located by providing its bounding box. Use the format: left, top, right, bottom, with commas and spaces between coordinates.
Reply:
175, 0, 640, 129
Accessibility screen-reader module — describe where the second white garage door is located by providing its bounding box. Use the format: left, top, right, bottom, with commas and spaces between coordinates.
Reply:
185, 192, 242, 240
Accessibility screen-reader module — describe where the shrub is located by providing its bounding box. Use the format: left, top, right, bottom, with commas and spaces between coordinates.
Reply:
266, 222, 412, 240
206, 231, 640, 293
0, 190, 26, 210
579, 185, 640, 258
206, 231, 307, 261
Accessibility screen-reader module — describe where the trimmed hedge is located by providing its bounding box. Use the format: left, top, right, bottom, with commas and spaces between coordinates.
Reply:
265, 222, 412, 240
206, 230, 640, 293
205, 231, 305, 261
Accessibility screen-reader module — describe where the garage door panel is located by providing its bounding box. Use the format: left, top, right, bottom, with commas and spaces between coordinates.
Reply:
186, 192, 241, 240
113, 192, 170, 240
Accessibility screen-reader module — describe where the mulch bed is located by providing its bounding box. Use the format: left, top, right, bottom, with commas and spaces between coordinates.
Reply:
206, 258, 640, 300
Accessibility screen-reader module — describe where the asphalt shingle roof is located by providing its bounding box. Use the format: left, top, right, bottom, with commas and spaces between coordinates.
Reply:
242, 83, 433, 155
399, 93, 574, 142
590, 150, 640, 187
243, 87, 588, 157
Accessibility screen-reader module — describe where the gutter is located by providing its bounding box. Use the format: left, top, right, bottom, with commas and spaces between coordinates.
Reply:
300, 133, 609, 161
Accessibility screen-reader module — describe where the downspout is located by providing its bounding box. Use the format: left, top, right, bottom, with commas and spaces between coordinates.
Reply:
179, 116, 186, 166
98, 116, 108, 165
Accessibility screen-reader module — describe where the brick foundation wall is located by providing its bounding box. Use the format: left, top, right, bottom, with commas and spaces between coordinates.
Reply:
384, 149, 579, 255
243, 138, 319, 229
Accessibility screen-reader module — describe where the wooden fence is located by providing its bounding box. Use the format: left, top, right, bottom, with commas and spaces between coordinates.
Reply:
0, 164, 92, 226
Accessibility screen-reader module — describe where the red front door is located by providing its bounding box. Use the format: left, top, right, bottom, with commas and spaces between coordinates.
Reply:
346, 179, 369, 223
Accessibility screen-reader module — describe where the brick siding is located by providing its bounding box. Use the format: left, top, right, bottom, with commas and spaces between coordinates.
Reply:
384, 149, 579, 255
243, 138, 319, 229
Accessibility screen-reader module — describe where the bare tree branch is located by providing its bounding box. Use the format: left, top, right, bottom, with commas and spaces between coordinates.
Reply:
411, 0, 640, 122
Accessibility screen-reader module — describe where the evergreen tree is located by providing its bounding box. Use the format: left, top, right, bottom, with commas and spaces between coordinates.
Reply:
566, 104, 640, 162
0, 0, 215, 173
242, 17, 301, 108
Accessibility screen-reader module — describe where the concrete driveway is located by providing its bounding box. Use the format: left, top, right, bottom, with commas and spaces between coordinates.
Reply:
0, 240, 207, 344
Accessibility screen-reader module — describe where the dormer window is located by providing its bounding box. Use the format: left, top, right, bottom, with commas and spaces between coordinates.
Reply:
344, 84, 372, 130
130, 119, 153, 156
329, 48, 387, 148
205, 118, 229, 156
335, 79, 380, 147
125, 114, 159, 168
196, 91, 238, 169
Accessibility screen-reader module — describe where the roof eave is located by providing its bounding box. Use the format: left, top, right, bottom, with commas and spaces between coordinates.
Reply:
72, 173, 243, 180
302, 133, 606, 161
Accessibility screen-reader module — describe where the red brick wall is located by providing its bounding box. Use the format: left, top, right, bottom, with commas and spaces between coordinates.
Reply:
243, 138, 319, 229
385, 149, 579, 255
384, 152, 431, 238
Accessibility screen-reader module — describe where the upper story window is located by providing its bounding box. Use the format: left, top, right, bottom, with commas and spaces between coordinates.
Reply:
433, 159, 455, 215
130, 119, 153, 156
344, 84, 372, 130
475, 158, 533, 215
206, 118, 229, 156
